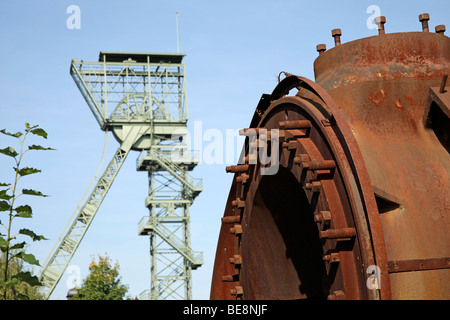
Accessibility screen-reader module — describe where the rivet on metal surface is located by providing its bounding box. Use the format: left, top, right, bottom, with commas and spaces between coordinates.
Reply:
226, 164, 249, 173
435, 24, 446, 35
321, 119, 331, 127
323, 252, 340, 263
332, 28, 342, 46
328, 290, 345, 300
230, 286, 244, 296
320, 227, 356, 239
314, 210, 332, 227
375, 16, 386, 35
230, 224, 243, 235
222, 216, 241, 224
440, 73, 448, 93
419, 13, 430, 32
316, 44, 327, 55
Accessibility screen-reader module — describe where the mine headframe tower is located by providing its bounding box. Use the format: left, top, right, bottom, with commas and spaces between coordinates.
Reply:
38, 52, 203, 300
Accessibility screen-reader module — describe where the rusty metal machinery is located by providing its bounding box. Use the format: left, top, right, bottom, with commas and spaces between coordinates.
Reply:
210, 14, 450, 300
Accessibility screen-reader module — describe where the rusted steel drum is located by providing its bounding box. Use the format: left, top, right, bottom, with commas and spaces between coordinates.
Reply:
210, 15, 450, 300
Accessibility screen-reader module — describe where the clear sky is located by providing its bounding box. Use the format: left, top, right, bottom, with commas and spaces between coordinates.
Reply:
1, 0, 449, 300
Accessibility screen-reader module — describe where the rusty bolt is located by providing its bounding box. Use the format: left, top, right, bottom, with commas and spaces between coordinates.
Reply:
323, 252, 340, 263
222, 215, 240, 224
320, 227, 356, 239
419, 13, 430, 32
230, 286, 244, 296
316, 44, 326, 55
314, 210, 332, 226
436, 24, 446, 34
221, 274, 237, 282
230, 224, 243, 235
232, 198, 245, 208
374, 16, 386, 35
331, 28, 342, 46
236, 173, 250, 184
229, 255, 242, 265
328, 290, 345, 300
305, 181, 321, 192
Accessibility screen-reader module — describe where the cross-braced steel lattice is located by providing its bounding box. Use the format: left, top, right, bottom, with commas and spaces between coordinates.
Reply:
38, 52, 202, 300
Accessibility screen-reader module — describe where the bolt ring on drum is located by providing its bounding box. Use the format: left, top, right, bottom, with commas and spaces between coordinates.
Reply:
211, 75, 392, 300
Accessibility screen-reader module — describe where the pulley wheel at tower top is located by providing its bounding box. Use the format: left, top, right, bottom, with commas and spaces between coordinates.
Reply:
110, 93, 170, 121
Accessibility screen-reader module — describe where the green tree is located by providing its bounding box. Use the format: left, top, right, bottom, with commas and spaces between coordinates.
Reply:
72, 254, 129, 300
0, 123, 53, 300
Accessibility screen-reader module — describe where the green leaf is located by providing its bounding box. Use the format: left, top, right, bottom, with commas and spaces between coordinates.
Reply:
14, 205, 32, 218
28, 144, 55, 151
19, 228, 47, 241
13, 252, 40, 266
22, 189, 48, 197
30, 128, 48, 139
0, 189, 12, 200
16, 167, 41, 177
0, 129, 23, 138
0, 200, 11, 211
5, 278, 21, 287
0, 236, 7, 251
12, 271, 42, 286
0, 182, 11, 187
9, 241, 26, 250
0, 146, 18, 158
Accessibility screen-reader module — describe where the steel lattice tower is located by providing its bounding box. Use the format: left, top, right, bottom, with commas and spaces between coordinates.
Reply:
38, 52, 202, 300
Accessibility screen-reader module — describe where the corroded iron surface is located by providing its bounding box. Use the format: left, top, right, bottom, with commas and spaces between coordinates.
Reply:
211, 14, 450, 300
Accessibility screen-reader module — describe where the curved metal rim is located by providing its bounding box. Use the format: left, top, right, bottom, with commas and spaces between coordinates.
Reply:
270, 75, 391, 299
211, 75, 392, 300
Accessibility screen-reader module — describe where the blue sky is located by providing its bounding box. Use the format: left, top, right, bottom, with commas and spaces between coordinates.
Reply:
1, 0, 449, 300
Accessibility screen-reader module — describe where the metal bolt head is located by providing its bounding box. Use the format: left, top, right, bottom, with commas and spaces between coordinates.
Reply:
331, 28, 342, 46
375, 16, 386, 35
331, 28, 342, 37
316, 44, 326, 54
436, 24, 446, 33
375, 16, 386, 25
419, 13, 430, 22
